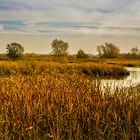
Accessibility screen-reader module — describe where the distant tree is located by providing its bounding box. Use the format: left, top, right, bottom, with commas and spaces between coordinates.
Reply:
131, 47, 139, 55
77, 49, 88, 58
6, 43, 24, 58
51, 39, 69, 56
97, 43, 120, 58
97, 46, 102, 57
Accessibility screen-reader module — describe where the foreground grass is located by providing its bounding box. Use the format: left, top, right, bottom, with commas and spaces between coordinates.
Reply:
0, 60, 139, 139
0, 73, 140, 139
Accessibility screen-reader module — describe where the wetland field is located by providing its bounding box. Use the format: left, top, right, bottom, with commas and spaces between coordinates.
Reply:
0, 59, 140, 139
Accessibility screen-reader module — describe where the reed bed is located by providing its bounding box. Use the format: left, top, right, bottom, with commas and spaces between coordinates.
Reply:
0, 60, 139, 139
0, 60, 129, 77
0, 73, 140, 139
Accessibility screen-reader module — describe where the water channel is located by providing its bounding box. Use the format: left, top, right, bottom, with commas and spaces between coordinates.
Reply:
101, 67, 140, 88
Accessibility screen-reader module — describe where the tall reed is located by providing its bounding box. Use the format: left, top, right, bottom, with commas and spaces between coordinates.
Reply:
0, 72, 140, 139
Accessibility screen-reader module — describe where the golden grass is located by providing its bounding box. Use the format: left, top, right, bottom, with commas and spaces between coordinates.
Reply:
90, 58, 140, 67
0, 74, 140, 139
0, 60, 129, 77
0, 60, 139, 139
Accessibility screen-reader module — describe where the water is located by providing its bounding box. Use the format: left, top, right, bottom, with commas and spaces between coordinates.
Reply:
126, 67, 140, 83
101, 67, 140, 88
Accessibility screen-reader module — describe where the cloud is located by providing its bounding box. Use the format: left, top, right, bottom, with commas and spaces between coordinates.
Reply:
0, 0, 140, 37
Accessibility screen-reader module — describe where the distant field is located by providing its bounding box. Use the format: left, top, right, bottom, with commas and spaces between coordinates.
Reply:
98, 58, 140, 67
76, 58, 140, 67
1, 56, 140, 66
0, 60, 129, 79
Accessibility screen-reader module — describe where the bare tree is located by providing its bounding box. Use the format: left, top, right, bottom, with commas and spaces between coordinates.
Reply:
131, 47, 139, 55
97, 43, 120, 58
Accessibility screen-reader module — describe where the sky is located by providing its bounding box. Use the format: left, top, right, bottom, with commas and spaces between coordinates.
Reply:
0, 0, 140, 54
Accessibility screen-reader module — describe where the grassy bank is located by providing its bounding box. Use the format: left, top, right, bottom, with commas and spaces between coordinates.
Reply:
0, 73, 140, 139
103, 59, 140, 67
71, 58, 140, 67
0, 60, 129, 78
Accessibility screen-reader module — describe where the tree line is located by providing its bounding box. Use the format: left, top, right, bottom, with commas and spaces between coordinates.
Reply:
2, 39, 140, 59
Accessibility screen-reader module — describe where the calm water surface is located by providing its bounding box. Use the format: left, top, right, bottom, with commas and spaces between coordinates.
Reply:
101, 67, 140, 87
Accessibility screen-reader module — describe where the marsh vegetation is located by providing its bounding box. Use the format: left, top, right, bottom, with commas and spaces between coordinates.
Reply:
0, 59, 140, 139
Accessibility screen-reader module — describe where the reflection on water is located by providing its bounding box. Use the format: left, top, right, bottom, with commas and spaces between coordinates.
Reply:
101, 67, 140, 87
126, 67, 140, 83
